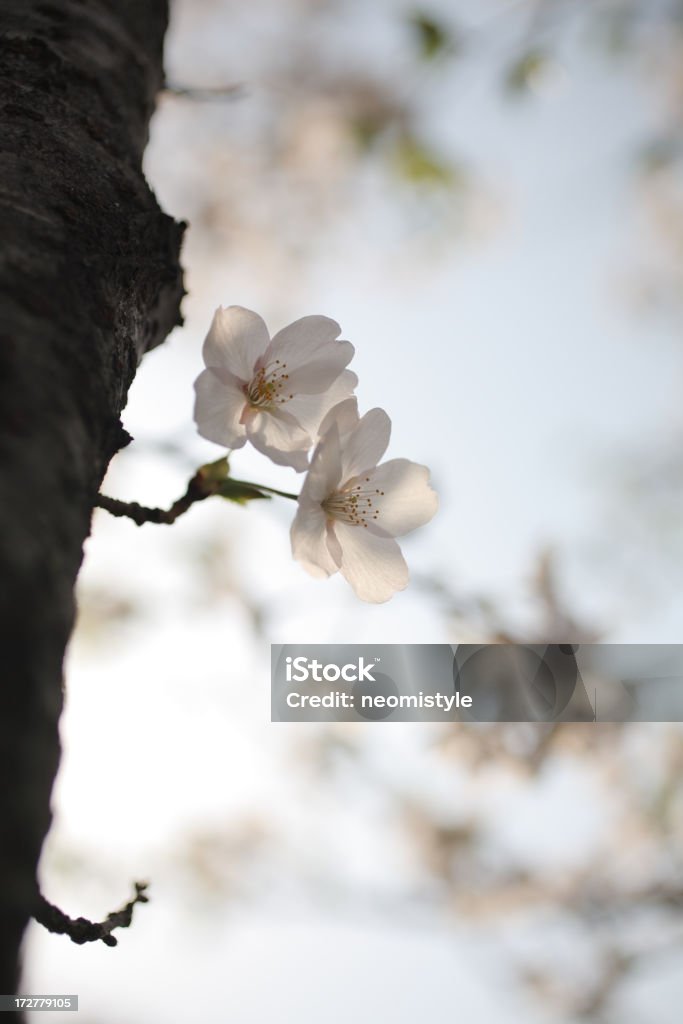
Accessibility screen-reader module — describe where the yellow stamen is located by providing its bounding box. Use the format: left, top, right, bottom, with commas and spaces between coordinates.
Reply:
247, 361, 291, 408
322, 480, 384, 527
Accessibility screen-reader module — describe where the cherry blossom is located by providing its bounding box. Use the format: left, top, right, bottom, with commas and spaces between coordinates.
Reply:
194, 306, 357, 470
291, 400, 438, 602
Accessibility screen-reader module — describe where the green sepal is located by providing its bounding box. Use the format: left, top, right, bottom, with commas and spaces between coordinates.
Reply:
217, 479, 272, 504
196, 456, 231, 486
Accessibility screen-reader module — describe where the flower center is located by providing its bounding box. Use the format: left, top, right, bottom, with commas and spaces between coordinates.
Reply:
322, 477, 385, 528
247, 360, 293, 409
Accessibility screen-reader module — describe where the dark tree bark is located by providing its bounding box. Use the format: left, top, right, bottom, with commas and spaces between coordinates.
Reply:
0, 0, 184, 1001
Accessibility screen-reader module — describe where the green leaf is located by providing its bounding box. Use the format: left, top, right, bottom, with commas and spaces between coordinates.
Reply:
392, 134, 458, 188
639, 137, 681, 173
409, 12, 452, 60
505, 50, 548, 95
351, 114, 388, 152
217, 479, 272, 505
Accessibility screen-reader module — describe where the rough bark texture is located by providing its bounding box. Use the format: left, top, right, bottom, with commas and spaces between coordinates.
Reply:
0, 0, 184, 1000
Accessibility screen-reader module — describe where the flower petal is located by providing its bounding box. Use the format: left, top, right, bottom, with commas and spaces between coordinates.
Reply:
317, 394, 360, 441
340, 407, 391, 482
361, 459, 438, 537
298, 426, 343, 504
334, 522, 409, 603
268, 314, 341, 361
266, 315, 354, 395
326, 521, 343, 567
203, 306, 270, 383
193, 368, 247, 448
291, 503, 339, 578
283, 342, 355, 394
286, 371, 358, 438
246, 407, 311, 471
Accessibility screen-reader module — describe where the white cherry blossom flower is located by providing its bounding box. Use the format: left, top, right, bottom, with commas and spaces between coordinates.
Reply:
194, 306, 357, 471
291, 400, 438, 602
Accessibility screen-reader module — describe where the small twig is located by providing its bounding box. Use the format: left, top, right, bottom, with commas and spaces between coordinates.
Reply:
95, 479, 207, 526
33, 882, 149, 947
95, 468, 298, 527
163, 82, 245, 102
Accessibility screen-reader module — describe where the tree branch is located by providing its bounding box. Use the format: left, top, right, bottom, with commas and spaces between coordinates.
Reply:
95, 484, 208, 526
95, 470, 299, 526
33, 883, 149, 948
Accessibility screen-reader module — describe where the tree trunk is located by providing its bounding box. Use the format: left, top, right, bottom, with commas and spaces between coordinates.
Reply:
0, 0, 184, 999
